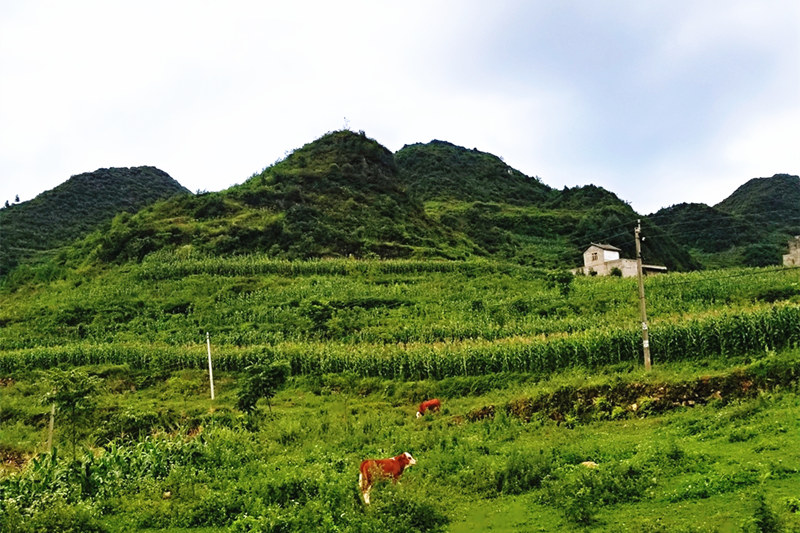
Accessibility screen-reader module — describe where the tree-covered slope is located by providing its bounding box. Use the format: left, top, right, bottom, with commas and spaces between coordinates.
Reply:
653, 174, 800, 268
70, 131, 476, 265
715, 173, 800, 224
396, 141, 699, 271
0, 166, 190, 276
395, 140, 551, 205
652, 203, 760, 253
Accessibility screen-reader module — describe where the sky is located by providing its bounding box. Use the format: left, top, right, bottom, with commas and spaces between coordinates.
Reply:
1, 1, 798, 215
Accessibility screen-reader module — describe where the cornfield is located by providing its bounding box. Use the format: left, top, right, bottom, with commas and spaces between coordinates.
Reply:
3, 304, 798, 379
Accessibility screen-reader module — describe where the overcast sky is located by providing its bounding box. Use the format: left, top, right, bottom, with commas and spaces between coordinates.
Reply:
1, 1, 798, 214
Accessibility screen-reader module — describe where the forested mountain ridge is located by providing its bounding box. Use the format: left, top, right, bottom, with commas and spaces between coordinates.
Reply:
66, 131, 476, 266
395, 140, 698, 271
2, 131, 796, 281
653, 173, 800, 267
70, 130, 696, 271
0, 166, 190, 276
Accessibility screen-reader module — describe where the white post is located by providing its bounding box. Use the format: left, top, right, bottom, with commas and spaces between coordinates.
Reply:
47, 403, 55, 453
206, 332, 215, 400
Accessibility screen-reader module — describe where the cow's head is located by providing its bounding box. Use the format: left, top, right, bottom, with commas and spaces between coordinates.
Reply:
402, 452, 417, 466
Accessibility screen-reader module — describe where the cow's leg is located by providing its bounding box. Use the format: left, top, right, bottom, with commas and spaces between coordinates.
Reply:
359, 472, 371, 504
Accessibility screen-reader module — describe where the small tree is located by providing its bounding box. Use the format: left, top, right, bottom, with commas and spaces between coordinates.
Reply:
546, 270, 574, 297
42, 369, 101, 459
237, 361, 290, 415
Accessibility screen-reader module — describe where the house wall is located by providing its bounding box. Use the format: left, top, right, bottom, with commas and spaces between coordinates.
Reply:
583, 246, 620, 270
573, 245, 666, 277
573, 258, 639, 277
784, 236, 800, 266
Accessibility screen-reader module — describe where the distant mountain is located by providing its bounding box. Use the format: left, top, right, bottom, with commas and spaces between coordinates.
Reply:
395, 140, 551, 205
74, 131, 475, 265
651, 203, 758, 253
16, 132, 794, 279
396, 141, 698, 271
0, 166, 190, 276
715, 174, 800, 224
653, 174, 800, 267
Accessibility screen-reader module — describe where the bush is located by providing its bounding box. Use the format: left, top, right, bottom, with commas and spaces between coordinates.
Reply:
237, 361, 290, 414
11, 499, 107, 533
742, 492, 783, 533
494, 448, 552, 495
543, 462, 651, 525
365, 488, 449, 533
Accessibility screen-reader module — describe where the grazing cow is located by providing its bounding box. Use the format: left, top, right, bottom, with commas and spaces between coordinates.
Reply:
358, 452, 417, 504
416, 398, 441, 418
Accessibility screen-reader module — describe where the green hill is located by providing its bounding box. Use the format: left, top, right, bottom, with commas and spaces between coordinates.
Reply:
71, 131, 698, 272
0, 166, 190, 276
395, 139, 551, 205
396, 141, 698, 271
715, 173, 800, 223
20, 132, 800, 278
69, 131, 475, 266
653, 174, 800, 268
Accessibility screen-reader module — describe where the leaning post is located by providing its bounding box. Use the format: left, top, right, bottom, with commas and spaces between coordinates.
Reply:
206, 332, 216, 400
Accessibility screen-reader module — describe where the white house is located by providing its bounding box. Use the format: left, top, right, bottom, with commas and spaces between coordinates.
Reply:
573, 243, 667, 277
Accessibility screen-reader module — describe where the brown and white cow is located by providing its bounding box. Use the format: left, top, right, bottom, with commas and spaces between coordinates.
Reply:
358, 452, 417, 504
416, 398, 441, 418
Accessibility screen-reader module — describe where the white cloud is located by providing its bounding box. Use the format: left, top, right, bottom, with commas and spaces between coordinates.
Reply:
0, 1, 798, 214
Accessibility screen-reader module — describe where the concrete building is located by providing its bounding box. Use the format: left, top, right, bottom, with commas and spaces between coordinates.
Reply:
573, 243, 667, 277
783, 236, 800, 266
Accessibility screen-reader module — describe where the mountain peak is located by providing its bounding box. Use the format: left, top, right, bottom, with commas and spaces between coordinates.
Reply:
0, 166, 189, 276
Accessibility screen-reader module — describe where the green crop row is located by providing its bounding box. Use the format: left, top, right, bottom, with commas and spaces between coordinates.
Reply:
134, 251, 532, 280
3, 305, 798, 379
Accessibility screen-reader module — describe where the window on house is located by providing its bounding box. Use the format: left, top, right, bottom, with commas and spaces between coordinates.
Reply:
591, 252, 598, 261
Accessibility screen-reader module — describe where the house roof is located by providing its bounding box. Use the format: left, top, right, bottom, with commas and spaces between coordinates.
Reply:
587, 243, 622, 252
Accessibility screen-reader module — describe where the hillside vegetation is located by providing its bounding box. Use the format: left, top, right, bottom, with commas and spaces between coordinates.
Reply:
1, 254, 799, 531
1, 130, 799, 531
3, 131, 796, 279
0, 166, 189, 276
2, 131, 704, 280
654, 173, 800, 268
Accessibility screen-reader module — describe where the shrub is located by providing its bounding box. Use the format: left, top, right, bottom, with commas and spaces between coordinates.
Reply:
741, 492, 783, 533
14, 499, 107, 533
365, 487, 449, 533
494, 449, 552, 495
543, 462, 651, 525
237, 361, 290, 414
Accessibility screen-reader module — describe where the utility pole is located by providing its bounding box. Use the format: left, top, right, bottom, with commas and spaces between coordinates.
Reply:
635, 220, 652, 371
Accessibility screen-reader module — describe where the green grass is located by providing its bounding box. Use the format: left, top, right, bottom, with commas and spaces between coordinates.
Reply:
2, 257, 800, 530
2, 352, 799, 532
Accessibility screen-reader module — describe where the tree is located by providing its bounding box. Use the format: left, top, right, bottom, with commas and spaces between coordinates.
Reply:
546, 270, 574, 296
742, 242, 781, 267
237, 360, 290, 415
42, 369, 101, 459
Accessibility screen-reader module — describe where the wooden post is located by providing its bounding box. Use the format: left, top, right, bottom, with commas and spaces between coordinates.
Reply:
47, 403, 55, 453
635, 220, 652, 371
206, 332, 215, 400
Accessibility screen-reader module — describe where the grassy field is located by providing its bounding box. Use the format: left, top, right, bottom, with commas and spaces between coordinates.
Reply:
1, 351, 799, 532
2, 258, 800, 531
